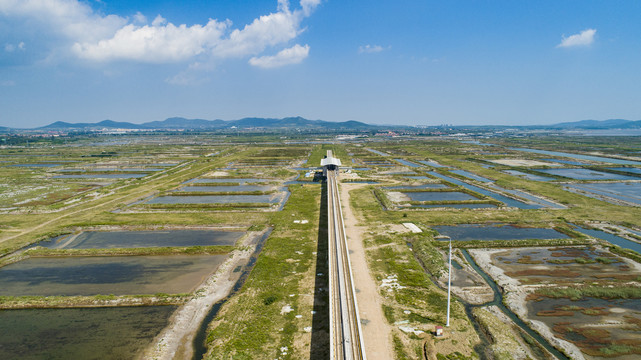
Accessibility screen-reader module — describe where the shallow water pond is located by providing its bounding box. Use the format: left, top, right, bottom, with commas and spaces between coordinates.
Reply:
427, 171, 543, 209
449, 169, 492, 182
8, 163, 63, 167
404, 191, 479, 202
53, 173, 148, 179
147, 193, 283, 204
190, 178, 265, 184
179, 185, 271, 193
566, 182, 641, 206
504, 169, 553, 182
386, 184, 450, 190
509, 147, 641, 165
607, 167, 641, 175
0, 306, 176, 360
365, 148, 390, 156
394, 159, 421, 168
537, 168, 638, 181
528, 297, 641, 359
492, 247, 638, 285
37, 230, 243, 249
0, 254, 226, 296
417, 160, 446, 168
433, 224, 569, 241
415, 203, 497, 209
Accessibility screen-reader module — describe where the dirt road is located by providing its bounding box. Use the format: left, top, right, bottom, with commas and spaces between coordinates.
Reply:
339, 180, 394, 359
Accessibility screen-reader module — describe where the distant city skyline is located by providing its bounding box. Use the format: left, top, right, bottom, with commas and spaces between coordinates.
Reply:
1, 0, 640, 127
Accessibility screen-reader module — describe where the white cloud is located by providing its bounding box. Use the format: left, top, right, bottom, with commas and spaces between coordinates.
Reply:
0, 0, 128, 43
165, 62, 213, 85
358, 44, 384, 54
132, 12, 146, 24
4, 41, 24, 52
557, 29, 596, 48
0, 0, 320, 64
300, 0, 321, 16
72, 20, 228, 63
249, 43, 309, 68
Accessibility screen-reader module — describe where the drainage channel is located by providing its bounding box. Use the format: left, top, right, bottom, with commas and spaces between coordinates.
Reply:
460, 249, 569, 360
191, 228, 273, 360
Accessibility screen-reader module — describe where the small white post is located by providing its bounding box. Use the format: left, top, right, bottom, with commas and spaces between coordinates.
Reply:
446, 237, 451, 327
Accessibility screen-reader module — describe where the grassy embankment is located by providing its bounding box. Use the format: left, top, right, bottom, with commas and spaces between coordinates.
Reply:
204, 182, 323, 359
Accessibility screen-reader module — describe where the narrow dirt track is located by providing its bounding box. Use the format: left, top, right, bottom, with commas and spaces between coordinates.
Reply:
339, 180, 394, 359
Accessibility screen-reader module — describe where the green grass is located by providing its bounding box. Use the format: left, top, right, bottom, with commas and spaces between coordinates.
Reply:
535, 286, 641, 300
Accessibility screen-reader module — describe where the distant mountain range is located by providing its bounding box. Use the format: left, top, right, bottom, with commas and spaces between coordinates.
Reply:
546, 119, 641, 129
2, 117, 641, 132
32, 116, 376, 131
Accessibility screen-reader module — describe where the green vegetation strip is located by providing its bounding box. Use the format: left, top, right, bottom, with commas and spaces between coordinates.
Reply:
22, 245, 235, 257
535, 286, 641, 301
433, 238, 592, 249
0, 293, 191, 309
139, 203, 272, 209
204, 184, 321, 358
160, 191, 275, 196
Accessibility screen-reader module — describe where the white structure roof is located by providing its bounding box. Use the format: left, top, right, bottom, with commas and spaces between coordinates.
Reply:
321, 157, 342, 167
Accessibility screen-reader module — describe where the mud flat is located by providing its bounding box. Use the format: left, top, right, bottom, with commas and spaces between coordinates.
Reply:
36, 229, 244, 249
528, 297, 641, 359
0, 306, 176, 360
0, 254, 227, 296
468, 248, 585, 359
144, 230, 270, 360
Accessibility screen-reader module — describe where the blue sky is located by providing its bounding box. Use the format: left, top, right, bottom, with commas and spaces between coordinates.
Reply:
1, 0, 640, 128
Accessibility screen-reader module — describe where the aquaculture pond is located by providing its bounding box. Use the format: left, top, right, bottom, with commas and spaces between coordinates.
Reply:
486, 184, 566, 209
491, 247, 637, 285
179, 185, 271, 193
607, 167, 641, 175
572, 226, 641, 254
527, 297, 641, 359
503, 170, 553, 182
426, 171, 543, 209
80, 167, 165, 172
0, 254, 226, 296
0, 306, 176, 360
404, 191, 479, 202
365, 148, 390, 156
36, 229, 243, 249
508, 147, 641, 165
536, 168, 639, 181
189, 178, 265, 184
542, 158, 589, 166
147, 193, 284, 204
416, 203, 497, 209
8, 163, 63, 167
433, 224, 569, 242
565, 182, 641, 206
53, 173, 148, 179
417, 160, 446, 168
394, 159, 422, 168
448, 169, 492, 182
386, 184, 450, 190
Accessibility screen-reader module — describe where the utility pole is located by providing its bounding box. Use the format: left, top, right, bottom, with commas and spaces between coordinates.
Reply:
446, 237, 452, 327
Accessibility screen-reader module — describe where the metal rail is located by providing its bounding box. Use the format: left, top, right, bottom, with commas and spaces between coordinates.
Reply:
327, 168, 366, 360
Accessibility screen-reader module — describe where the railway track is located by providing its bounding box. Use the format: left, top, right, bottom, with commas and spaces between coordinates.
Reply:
327, 168, 366, 360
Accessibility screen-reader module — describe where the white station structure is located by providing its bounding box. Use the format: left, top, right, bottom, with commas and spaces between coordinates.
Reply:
321, 151, 342, 177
